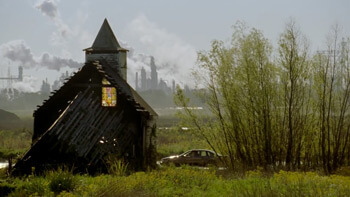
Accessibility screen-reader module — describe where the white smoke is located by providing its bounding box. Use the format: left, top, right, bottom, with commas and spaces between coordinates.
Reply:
0, 40, 81, 71
35, 0, 58, 19
36, 0, 72, 42
1, 40, 36, 68
124, 15, 197, 87
35, 0, 93, 51
122, 42, 151, 80
40, 52, 81, 70
12, 76, 39, 92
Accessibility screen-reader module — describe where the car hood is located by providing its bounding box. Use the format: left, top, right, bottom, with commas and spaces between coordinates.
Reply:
162, 155, 180, 160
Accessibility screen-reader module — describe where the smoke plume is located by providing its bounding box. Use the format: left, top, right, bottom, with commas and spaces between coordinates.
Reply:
0, 40, 81, 71
35, 0, 92, 55
1, 40, 36, 68
35, 0, 72, 43
12, 76, 39, 92
124, 15, 197, 87
35, 0, 58, 19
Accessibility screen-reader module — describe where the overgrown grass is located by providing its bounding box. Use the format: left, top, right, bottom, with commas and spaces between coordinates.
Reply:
0, 129, 32, 175
157, 127, 208, 159
1, 166, 350, 196
0, 129, 32, 151
1, 126, 350, 196
105, 155, 129, 176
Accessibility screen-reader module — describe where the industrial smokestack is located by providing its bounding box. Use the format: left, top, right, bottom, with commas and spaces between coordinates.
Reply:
135, 72, 139, 91
18, 66, 23, 81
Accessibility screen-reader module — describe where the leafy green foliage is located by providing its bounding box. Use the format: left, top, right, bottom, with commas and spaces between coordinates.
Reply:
175, 20, 350, 173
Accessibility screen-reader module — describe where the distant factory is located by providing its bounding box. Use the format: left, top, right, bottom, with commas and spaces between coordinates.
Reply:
135, 56, 176, 94
0, 65, 70, 95
40, 71, 70, 94
0, 56, 179, 96
0, 66, 23, 88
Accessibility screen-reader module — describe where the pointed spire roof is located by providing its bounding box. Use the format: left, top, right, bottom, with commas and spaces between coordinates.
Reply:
84, 18, 127, 52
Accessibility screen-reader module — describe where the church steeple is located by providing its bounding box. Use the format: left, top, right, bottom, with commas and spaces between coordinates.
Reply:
90, 19, 121, 51
84, 19, 128, 80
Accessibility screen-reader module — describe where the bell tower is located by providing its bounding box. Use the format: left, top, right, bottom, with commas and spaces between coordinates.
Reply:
84, 19, 128, 80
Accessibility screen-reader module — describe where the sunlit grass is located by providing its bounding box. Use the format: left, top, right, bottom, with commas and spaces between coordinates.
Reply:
1, 127, 350, 196
1, 166, 349, 196
157, 127, 209, 158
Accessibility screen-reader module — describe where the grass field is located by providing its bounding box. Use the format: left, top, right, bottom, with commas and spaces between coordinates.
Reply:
1, 166, 350, 196
1, 120, 350, 196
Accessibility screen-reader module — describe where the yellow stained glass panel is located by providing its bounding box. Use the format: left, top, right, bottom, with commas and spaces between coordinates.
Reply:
102, 87, 117, 107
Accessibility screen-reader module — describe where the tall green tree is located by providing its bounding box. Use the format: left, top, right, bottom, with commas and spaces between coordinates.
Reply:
176, 23, 279, 170
175, 20, 350, 173
313, 25, 350, 174
278, 21, 312, 170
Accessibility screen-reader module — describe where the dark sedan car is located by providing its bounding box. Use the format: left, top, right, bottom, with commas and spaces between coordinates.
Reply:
159, 149, 224, 167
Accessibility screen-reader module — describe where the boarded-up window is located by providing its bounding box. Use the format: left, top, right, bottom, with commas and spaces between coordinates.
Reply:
102, 78, 117, 107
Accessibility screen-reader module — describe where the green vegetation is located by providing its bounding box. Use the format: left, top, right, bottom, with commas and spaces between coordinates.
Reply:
0, 129, 32, 174
47, 168, 78, 195
105, 156, 129, 176
157, 127, 208, 158
1, 166, 350, 196
175, 21, 350, 174
1, 20, 350, 196
2, 124, 348, 196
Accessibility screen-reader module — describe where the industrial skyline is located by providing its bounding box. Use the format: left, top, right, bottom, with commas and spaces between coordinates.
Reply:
1, 0, 348, 93
136, 56, 174, 94
0, 66, 23, 89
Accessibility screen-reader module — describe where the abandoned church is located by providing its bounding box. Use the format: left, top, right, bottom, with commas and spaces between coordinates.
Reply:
13, 19, 158, 175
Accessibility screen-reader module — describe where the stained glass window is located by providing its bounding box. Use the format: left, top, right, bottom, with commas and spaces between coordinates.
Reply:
102, 78, 117, 107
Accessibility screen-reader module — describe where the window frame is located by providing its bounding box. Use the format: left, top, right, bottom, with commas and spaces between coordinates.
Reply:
101, 78, 117, 107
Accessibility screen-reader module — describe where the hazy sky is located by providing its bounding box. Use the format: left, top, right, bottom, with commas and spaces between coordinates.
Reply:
0, 0, 349, 91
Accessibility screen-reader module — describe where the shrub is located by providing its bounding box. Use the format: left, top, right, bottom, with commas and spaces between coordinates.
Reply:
47, 168, 77, 194
24, 177, 50, 196
0, 182, 15, 196
105, 155, 129, 176
335, 166, 350, 176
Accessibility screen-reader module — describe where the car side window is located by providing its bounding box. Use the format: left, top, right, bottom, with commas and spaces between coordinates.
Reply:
200, 151, 207, 157
191, 151, 200, 157
207, 151, 214, 157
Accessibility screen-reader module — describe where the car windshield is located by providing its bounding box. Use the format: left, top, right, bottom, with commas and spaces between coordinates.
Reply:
180, 151, 191, 157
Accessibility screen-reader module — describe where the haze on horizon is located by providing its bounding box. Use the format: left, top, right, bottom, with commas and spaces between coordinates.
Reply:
0, 0, 349, 92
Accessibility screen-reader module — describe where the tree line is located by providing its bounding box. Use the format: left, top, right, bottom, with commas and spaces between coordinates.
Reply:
175, 21, 350, 174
